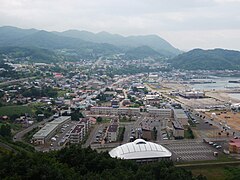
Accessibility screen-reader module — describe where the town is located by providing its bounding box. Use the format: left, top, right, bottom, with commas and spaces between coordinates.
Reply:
1, 56, 240, 166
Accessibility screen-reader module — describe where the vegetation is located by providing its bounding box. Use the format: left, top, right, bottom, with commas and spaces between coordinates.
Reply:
170, 48, 240, 70
117, 126, 125, 141
153, 126, 157, 140
0, 124, 12, 138
22, 86, 58, 98
0, 105, 33, 117
96, 117, 103, 123
187, 163, 240, 180
70, 109, 84, 121
0, 144, 204, 179
184, 127, 195, 139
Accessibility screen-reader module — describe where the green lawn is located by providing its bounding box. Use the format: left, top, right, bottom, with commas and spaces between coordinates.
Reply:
0, 105, 33, 116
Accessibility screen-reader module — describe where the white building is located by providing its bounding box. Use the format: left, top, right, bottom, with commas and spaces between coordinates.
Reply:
109, 139, 172, 162
33, 116, 71, 144
179, 91, 205, 98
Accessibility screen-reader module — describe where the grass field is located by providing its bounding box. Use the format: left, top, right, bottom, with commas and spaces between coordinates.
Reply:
0, 105, 33, 116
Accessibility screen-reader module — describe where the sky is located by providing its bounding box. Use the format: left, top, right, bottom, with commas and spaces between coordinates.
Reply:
0, 0, 240, 51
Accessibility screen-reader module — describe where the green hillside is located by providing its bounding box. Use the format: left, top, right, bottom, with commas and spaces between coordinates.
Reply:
170, 48, 240, 70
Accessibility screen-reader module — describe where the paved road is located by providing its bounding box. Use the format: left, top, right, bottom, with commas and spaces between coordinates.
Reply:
13, 115, 54, 142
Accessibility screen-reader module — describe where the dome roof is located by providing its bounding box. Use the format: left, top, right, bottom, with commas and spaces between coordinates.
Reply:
109, 139, 172, 160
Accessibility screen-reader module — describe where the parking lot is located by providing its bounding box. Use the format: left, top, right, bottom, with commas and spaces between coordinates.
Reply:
164, 141, 217, 162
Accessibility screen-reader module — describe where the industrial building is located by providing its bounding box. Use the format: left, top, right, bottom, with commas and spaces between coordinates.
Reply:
32, 116, 71, 145
109, 139, 172, 162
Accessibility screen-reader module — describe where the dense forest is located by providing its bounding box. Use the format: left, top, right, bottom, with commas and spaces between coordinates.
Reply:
0, 144, 206, 180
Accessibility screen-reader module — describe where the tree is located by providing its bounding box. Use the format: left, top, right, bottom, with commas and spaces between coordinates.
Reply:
97, 117, 103, 123
0, 124, 12, 137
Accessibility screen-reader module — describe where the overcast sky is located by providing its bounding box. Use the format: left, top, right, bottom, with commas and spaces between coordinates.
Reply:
0, 0, 240, 51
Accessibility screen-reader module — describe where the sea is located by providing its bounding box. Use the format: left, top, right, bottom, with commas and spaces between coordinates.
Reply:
190, 77, 240, 100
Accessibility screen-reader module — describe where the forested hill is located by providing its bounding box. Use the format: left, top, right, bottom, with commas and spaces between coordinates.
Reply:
0, 144, 204, 180
0, 26, 181, 59
170, 48, 240, 70
124, 45, 162, 59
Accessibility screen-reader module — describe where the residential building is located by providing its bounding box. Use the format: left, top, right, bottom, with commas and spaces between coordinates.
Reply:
148, 108, 172, 118
70, 124, 85, 144
107, 124, 119, 142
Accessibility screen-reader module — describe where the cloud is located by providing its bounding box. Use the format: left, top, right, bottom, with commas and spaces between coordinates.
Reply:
0, 0, 239, 50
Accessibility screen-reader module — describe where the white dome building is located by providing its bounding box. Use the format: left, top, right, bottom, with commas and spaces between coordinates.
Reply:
109, 139, 172, 162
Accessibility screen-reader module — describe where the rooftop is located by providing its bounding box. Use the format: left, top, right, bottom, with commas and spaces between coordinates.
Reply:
33, 123, 58, 139
109, 139, 172, 160
71, 124, 84, 134
108, 124, 118, 132
172, 120, 184, 130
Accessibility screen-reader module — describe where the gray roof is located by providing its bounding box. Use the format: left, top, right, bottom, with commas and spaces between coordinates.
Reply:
172, 120, 184, 130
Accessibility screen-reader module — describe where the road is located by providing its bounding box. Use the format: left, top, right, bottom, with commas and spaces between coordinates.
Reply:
13, 115, 54, 142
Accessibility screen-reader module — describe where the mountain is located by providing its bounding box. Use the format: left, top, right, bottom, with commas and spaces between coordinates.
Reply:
0, 26, 38, 43
0, 26, 180, 60
124, 45, 161, 59
170, 48, 240, 70
0, 26, 122, 60
60, 30, 181, 57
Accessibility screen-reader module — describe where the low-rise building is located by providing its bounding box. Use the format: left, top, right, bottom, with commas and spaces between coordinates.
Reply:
107, 124, 119, 142
70, 124, 85, 144
179, 91, 205, 98
148, 108, 172, 118
172, 120, 184, 139
229, 139, 240, 153
79, 117, 91, 135
173, 109, 189, 126
33, 116, 71, 144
